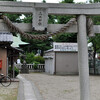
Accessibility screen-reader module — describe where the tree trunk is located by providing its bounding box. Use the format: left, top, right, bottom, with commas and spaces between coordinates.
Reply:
41, 50, 44, 56
93, 46, 96, 74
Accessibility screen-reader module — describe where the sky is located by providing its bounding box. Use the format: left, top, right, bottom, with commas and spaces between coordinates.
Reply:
21, 0, 87, 3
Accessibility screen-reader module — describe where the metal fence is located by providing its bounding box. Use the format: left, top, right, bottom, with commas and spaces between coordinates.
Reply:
89, 59, 100, 74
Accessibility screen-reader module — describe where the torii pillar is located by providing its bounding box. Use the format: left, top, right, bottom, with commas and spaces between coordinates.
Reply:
77, 15, 90, 100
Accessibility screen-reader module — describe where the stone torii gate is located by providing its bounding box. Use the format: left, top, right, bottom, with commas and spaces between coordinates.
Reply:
1, 1, 100, 100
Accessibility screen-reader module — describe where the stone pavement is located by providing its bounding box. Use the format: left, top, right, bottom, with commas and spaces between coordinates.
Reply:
17, 74, 43, 100
17, 73, 100, 100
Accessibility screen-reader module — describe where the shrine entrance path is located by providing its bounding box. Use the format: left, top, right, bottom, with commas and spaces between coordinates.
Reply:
19, 73, 100, 100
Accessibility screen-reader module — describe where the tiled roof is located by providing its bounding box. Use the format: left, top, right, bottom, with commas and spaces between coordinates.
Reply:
8, 46, 23, 53
0, 32, 13, 43
11, 34, 29, 47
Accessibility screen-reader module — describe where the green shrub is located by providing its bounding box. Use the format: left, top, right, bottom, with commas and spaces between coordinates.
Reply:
33, 61, 40, 69
8, 66, 19, 77
14, 67, 19, 76
25, 52, 35, 64
34, 56, 45, 64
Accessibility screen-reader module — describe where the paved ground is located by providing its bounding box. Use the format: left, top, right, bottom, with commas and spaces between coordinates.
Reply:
17, 75, 37, 100
18, 73, 100, 100
0, 82, 18, 100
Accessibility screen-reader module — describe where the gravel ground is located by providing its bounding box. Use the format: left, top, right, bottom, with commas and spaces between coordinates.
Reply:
22, 73, 100, 100
0, 82, 19, 100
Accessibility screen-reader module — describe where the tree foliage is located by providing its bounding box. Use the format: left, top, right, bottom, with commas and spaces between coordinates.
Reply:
5, 13, 21, 23
17, 0, 53, 55
34, 56, 45, 64
43, 0, 46, 3
61, 0, 74, 3
22, 14, 32, 23
88, 0, 100, 74
52, 0, 77, 43
25, 52, 35, 64
21, 36, 52, 56
25, 52, 44, 64
89, 0, 100, 54
53, 33, 77, 42
94, 0, 100, 3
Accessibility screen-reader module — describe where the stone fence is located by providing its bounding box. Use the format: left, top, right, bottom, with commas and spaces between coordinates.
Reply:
15, 63, 45, 72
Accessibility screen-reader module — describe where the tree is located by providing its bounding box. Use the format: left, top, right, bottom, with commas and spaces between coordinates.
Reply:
89, 34, 100, 74
61, 0, 74, 3
52, 0, 77, 43
57, 0, 74, 24
18, 0, 53, 56
3, 0, 52, 56
21, 35, 52, 56
53, 33, 77, 43
94, 0, 100, 2
22, 14, 32, 23
89, 0, 100, 3
48, 15, 57, 24
89, 18, 100, 74
3, 0, 21, 23
43, 0, 46, 3
5, 14, 21, 23
88, 0, 100, 74
25, 52, 35, 64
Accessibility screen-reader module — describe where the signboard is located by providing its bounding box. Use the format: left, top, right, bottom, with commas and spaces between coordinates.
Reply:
32, 8, 48, 31
53, 42, 78, 51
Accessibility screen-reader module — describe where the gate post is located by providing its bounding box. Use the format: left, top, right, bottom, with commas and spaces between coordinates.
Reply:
77, 15, 90, 100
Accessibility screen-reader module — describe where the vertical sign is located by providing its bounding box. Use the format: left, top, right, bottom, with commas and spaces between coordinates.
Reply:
32, 8, 48, 31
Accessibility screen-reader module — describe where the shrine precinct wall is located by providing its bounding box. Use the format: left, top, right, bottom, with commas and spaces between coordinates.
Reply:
44, 50, 78, 75
44, 43, 78, 75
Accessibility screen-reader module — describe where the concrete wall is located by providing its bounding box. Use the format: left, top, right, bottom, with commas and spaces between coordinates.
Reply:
55, 52, 78, 75
44, 51, 78, 75
44, 51, 55, 74
45, 58, 54, 74
44, 50, 54, 57
0, 48, 7, 75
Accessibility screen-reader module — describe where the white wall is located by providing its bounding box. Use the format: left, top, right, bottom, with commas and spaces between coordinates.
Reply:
45, 58, 54, 74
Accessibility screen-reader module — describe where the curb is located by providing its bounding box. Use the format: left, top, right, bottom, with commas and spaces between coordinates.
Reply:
17, 74, 37, 100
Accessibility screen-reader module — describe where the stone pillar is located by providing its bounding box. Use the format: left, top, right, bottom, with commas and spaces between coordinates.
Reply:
77, 15, 90, 100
